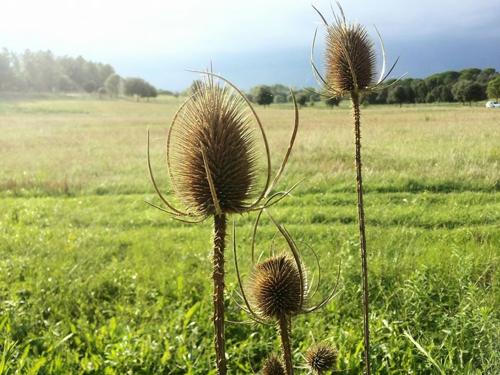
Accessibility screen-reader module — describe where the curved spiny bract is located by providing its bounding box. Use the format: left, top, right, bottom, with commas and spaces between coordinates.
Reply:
263, 354, 286, 375
325, 22, 376, 95
169, 78, 258, 217
306, 343, 337, 374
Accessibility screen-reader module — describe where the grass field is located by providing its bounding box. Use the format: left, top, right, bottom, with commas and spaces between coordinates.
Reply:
0, 95, 498, 374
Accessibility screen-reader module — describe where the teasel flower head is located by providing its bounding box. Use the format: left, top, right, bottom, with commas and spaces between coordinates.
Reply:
311, 1, 403, 99
232, 211, 341, 324
147, 70, 299, 222
306, 343, 338, 374
250, 254, 303, 320
262, 354, 286, 375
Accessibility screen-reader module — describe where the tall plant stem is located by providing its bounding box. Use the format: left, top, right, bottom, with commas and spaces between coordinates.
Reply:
351, 91, 371, 375
213, 214, 227, 375
278, 315, 293, 375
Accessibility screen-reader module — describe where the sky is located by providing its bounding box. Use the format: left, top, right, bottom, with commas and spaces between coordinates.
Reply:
1, 0, 500, 90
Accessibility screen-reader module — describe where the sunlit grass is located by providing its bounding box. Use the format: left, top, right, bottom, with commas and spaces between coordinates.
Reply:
0, 96, 498, 373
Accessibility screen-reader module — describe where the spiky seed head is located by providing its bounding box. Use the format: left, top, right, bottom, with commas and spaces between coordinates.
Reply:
262, 354, 286, 375
325, 22, 376, 95
306, 343, 337, 374
250, 255, 303, 320
169, 77, 257, 217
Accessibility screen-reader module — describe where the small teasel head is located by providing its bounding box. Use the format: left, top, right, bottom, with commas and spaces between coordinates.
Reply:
325, 20, 376, 94
311, 2, 401, 99
168, 76, 257, 217
250, 254, 304, 320
262, 354, 286, 375
233, 211, 342, 323
306, 343, 338, 374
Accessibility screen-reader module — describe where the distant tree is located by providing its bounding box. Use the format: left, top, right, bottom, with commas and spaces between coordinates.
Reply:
0, 49, 15, 90
429, 85, 454, 103
124, 77, 157, 101
58, 74, 78, 92
273, 93, 287, 104
97, 87, 107, 99
403, 84, 416, 103
363, 91, 378, 104
376, 87, 389, 104
425, 91, 437, 103
105, 73, 122, 97
83, 81, 98, 93
411, 80, 428, 103
459, 68, 481, 81
325, 95, 341, 107
452, 80, 486, 105
143, 83, 158, 101
254, 85, 273, 105
387, 85, 407, 106
158, 89, 176, 96
487, 76, 500, 101
269, 84, 289, 99
477, 68, 497, 85
468, 83, 486, 102
304, 87, 321, 103
296, 92, 309, 106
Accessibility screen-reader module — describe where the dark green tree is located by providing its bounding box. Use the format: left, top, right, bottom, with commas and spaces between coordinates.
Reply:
124, 77, 157, 101
452, 80, 486, 105
325, 95, 341, 107
254, 85, 273, 105
296, 92, 309, 106
387, 85, 407, 107
459, 68, 481, 81
487, 76, 500, 101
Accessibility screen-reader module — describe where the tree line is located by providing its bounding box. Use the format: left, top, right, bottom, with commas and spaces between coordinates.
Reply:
0, 49, 158, 99
245, 68, 500, 107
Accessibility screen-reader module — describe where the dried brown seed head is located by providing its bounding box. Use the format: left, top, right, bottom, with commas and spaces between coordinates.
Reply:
250, 255, 303, 320
168, 78, 257, 216
262, 354, 286, 375
306, 343, 337, 374
325, 22, 376, 95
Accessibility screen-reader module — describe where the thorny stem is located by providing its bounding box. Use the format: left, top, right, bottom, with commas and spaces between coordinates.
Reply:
278, 315, 293, 375
213, 214, 227, 375
351, 91, 371, 375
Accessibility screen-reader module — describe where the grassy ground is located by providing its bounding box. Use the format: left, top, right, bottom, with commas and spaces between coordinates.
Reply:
0, 95, 498, 374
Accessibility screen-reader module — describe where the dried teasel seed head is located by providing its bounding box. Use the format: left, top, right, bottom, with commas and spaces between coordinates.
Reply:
306, 343, 338, 374
250, 255, 303, 320
168, 77, 257, 217
326, 22, 376, 95
262, 354, 286, 375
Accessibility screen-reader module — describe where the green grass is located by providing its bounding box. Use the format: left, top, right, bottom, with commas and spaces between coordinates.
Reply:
0, 95, 498, 374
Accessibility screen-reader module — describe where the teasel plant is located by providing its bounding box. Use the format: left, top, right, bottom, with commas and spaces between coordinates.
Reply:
310, 2, 403, 374
146, 70, 299, 374
232, 212, 341, 375
305, 343, 337, 374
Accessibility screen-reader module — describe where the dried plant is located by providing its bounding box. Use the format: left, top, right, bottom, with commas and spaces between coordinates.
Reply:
311, 3, 402, 374
233, 213, 341, 375
263, 354, 286, 375
147, 71, 298, 375
306, 343, 337, 374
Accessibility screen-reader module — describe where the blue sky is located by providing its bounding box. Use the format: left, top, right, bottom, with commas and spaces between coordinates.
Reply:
1, 0, 500, 90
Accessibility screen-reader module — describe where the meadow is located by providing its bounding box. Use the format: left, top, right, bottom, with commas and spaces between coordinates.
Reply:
0, 95, 498, 374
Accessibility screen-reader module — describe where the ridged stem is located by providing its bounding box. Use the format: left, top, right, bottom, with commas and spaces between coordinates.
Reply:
351, 91, 371, 375
213, 214, 227, 375
278, 315, 293, 375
